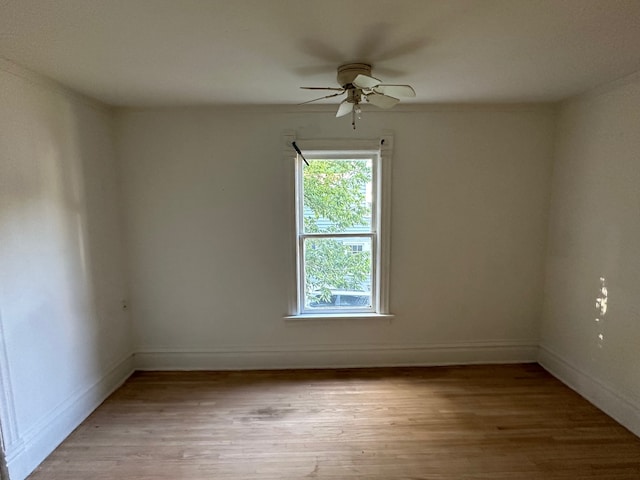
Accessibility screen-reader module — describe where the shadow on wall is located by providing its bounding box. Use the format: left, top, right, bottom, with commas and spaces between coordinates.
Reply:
67, 99, 131, 374
0, 72, 130, 478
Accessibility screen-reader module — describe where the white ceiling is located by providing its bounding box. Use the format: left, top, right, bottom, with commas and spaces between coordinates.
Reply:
1, 0, 640, 106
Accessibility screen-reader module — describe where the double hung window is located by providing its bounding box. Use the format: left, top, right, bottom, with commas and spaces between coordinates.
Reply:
291, 138, 391, 317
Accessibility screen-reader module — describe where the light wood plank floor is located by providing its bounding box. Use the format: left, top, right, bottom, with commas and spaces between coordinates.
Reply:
29, 364, 640, 479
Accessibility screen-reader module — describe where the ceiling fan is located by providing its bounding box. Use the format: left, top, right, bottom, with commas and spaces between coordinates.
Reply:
300, 63, 416, 129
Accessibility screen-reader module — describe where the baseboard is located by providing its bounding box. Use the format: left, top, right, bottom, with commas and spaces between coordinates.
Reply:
134, 341, 538, 371
5, 353, 135, 480
538, 345, 640, 438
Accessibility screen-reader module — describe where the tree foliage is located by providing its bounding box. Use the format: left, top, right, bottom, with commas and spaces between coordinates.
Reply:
303, 160, 371, 233
302, 159, 372, 305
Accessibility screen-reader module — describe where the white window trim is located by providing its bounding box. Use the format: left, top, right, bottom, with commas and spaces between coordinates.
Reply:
283, 134, 394, 320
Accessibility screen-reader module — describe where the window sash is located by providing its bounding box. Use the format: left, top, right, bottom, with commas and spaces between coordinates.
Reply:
298, 233, 377, 314
297, 154, 378, 236
296, 153, 380, 315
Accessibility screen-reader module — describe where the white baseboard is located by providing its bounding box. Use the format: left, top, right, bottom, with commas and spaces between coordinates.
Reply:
6, 343, 636, 480
134, 341, 538, 371
5, 353, 135, 480
538, 345, 640, 438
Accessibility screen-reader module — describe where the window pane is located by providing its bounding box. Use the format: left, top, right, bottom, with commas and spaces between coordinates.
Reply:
303, 237, 372, 311
303, 159, 372, 234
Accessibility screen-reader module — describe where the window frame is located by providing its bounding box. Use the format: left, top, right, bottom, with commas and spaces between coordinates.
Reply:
285, 135, 393, 319
297, 153, 378, 315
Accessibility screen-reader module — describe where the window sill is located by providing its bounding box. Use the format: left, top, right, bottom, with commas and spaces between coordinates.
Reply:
284, 313, 395, 322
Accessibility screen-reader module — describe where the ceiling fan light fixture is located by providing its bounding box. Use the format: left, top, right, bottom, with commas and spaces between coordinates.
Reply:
300, 62, 416, 129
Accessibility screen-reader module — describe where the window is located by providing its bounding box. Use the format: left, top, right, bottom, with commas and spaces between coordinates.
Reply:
347, 243, 364, 254
289, 137, 392, 317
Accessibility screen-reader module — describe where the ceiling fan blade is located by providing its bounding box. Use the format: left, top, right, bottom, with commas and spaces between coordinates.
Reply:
353, 74, 381, 89
366, 92, 399, 109
336, 100, 354, 117
373, 84, 416, 98
300, 87, 345, 91
298, 91, 344, 105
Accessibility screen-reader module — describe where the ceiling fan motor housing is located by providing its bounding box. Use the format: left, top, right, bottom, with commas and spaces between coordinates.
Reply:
337, 63, 372, 88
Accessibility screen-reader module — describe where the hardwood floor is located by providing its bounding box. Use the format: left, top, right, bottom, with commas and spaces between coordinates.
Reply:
29, 364, 640, 479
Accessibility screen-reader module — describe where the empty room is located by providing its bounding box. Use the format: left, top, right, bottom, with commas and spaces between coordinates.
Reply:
1, 1, 640, 479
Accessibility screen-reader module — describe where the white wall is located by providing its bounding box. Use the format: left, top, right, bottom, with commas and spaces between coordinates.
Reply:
0, 61, 133, 480
539, 75, 640, 436
2, 50, 637, 478
115, 105, 556, 369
